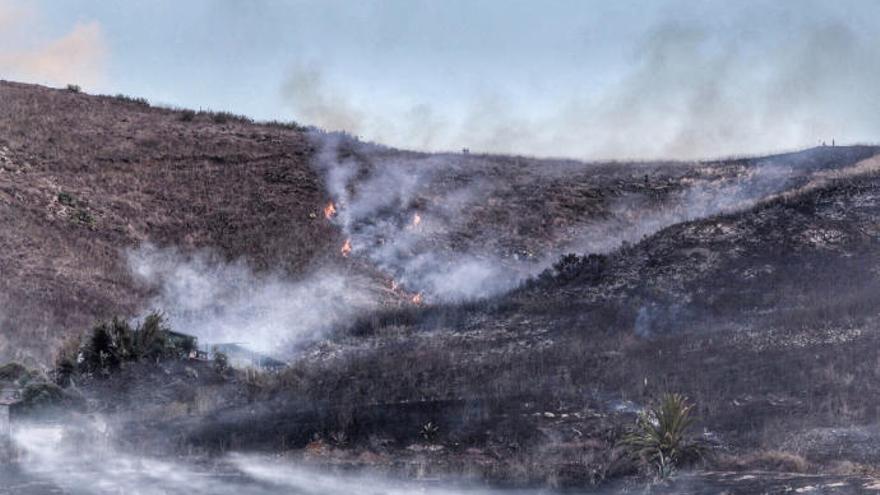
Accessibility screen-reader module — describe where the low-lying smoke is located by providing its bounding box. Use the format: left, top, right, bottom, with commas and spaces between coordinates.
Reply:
566, 157, 796, 254
126, 245, 376, 355
8, 418, 524, 495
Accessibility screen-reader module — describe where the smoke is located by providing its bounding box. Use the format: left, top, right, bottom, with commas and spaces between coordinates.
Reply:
0, 1, 107, 88
312, 131, 879, 304
8, 418, 519, 495
281, 13, 880, 160
566, 157, 796, 254
126, 245, 377, 355
312, 132, 520, 302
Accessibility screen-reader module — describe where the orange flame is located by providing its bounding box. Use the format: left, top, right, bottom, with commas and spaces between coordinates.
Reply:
411, 293, 423, 305
341, 238, 352, 257
323, 201, 337, 220
411, 213, 422, 228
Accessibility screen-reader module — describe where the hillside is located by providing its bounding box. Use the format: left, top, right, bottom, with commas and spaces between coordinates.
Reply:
4, 80, 880, 491
0, 81, 337, 363
6, 81, 870, 363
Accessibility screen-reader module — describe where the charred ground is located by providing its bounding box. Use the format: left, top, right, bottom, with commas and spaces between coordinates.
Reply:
4, 81, 880, 491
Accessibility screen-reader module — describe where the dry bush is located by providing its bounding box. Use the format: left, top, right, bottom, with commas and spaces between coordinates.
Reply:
714, 450, 811, 473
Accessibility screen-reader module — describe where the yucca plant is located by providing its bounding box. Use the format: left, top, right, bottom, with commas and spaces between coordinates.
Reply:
624, 393, 704, 479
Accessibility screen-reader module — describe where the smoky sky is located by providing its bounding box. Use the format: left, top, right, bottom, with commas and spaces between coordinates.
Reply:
4, 0, 880, 159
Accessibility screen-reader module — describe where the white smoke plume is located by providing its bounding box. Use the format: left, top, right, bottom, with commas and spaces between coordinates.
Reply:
312, 132, 519, 302
565, 156, 797, 254
7, 418, 512, 495
126, 245, 377, 355
312, 132, 879, 304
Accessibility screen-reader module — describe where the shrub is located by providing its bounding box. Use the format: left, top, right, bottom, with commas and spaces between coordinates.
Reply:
213, 351, 229, 375
265, 120, 307, 131
73, 208, 95, 226
16, 382, 85, 414
0, 362, 32, 384
57, 191, 75, 206
209, 111, 252, 125
623, 393, 705, 479
421, 420, 440, 442
66, 84, 81, 93
180, 109, 196, 122
70, 312, 189, 377
113, 94, 149, 106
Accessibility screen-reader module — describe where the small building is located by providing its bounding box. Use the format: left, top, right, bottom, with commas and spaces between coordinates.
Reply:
207, 343, 287, 372
167, 330, 199, 356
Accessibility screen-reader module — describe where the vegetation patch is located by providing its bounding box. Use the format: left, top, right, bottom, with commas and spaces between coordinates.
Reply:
623, 393, 707, 479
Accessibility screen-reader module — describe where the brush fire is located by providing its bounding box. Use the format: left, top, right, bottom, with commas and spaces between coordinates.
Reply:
323, 201, 337, 220
341, 238, 352, 257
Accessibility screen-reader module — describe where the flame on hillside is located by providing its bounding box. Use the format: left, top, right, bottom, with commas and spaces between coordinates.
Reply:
411, 213, 422, 228
323, 201, 337, 220
411, 293, 423, 305
341, 238, 352, 257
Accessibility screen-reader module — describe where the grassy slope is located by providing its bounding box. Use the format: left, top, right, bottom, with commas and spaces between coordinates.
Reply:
0, 81, 337, 363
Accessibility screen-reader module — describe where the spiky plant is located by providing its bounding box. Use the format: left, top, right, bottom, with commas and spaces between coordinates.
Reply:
421, 420, 440, 442
624, 393, 704, 478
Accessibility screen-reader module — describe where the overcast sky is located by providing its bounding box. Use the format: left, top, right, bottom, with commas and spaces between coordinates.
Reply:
1, 0, 879, 159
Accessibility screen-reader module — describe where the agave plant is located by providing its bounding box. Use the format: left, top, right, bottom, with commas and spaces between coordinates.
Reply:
421, 420, 440, 442
624, 393, 704, 478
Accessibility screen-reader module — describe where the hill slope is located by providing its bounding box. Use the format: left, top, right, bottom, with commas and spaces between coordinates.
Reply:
0, 81, 334, 362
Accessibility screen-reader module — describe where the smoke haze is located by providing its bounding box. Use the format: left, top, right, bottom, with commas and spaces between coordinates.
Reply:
282, 12, 880, 160
9, 419, 527, 495
126, 245, 377, 355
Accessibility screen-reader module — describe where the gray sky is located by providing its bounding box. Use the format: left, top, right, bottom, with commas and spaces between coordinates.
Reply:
1, 0, 878, 159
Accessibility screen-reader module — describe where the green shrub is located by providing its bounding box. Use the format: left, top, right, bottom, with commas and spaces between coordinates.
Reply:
74, 312, 189, 376
73, 208, 95, 226
57, 191, 75, 206
113, 94, 149, 106
624, 393, 705, 479
0, 362, 31, 384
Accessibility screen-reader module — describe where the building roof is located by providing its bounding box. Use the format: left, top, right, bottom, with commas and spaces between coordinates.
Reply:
0, 387, 21, 406
210, 343, 287, 370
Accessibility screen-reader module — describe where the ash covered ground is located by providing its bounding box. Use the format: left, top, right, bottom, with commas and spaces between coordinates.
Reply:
3, 82, 880, 493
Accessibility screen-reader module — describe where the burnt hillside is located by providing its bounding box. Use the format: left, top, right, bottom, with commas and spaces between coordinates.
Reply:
242, 157, 880, 474
0, 80, 876, 368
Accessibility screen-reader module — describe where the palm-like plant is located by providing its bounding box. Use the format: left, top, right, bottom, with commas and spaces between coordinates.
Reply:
624, 393, 704, 478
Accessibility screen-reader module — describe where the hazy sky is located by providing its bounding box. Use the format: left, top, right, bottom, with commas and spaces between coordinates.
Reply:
1, 0, 879, 159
